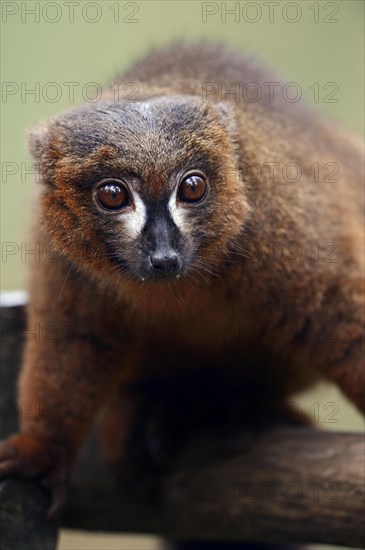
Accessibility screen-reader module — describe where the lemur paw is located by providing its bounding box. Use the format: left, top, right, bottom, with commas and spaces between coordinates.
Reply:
0, 433, 68, 517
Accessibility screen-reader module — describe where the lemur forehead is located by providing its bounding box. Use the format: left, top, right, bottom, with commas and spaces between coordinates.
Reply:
135, 95, 196, 108
132, 95, 203, 117
136, 100, 153, 117
134, 99, 162, 123
134, 96, 173, 110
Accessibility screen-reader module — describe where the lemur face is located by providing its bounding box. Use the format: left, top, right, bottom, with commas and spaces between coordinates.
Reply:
92, 168, 209, 281
30, 96, 249, 286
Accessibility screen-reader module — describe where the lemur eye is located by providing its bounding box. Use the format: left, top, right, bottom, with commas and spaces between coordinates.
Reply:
95, 180, 129, 211
178, 173, 208, 204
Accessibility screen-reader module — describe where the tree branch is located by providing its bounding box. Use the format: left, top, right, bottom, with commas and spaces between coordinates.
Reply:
0, 295, 364, 549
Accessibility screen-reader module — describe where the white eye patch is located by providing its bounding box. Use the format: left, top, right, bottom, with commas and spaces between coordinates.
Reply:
118, 186, 187, 239
119, 189, 146, 239
168, 185, 187, 233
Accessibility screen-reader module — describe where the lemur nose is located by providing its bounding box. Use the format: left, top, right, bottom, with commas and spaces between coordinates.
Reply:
150, 252, 179, 273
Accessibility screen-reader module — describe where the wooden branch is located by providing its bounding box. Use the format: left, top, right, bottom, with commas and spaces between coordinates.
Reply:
0, 478, 59, 550
0, 294, 364, 549
65, 426, 365, 548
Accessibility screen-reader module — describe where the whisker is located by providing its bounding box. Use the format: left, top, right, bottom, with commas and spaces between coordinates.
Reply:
55, 265, 73, 302
167, 280, 182, 306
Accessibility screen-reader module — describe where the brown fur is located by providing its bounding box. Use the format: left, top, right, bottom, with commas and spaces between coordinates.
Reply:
0, 42, 364, 513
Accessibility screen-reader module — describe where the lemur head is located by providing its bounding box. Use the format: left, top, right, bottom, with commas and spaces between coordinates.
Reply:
29, 96, 249, 294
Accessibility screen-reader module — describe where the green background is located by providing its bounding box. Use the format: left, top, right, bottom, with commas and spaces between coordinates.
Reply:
1, 0, 364, 290
1, 1, 364, 548
1, 0, 363, 450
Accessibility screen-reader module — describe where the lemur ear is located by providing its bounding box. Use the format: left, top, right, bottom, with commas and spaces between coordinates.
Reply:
27, 123, 49, 161
209, 100, 235, 123
216, 101, 231, 116
215, 101, 239, 137
27, 122, 61, 185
